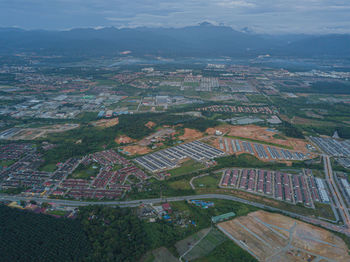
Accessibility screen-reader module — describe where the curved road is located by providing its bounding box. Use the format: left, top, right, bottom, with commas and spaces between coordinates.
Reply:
1, 192, 349, 236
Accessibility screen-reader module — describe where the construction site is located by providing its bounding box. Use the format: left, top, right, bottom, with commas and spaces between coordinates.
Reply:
218, 210, 350, 262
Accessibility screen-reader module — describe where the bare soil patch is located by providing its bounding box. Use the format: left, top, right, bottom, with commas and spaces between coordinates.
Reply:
114, 135, 135, 144
145, 121, 156, 129
121, 145, 150, 155
179, 128, 203, 141
8, 124, 79, 140
91, 118, 119, 128
218, 210, 350, 262
206, 124, 309, 152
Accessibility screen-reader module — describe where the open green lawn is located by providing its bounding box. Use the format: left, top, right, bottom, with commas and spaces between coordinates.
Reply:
314, 203, 337, 221
193, 174, 220, 189
0, 187, 27, 195
128, 175, 141, 184
183, 228, 227, 261
39, 163, 57, 172
311, 169, 325, 178
168, 179, 192, 190
272, 133, 287, 140
70, 163, 100, 180
169, 160, 205, 176
0, 160, 15, 167
193, 240, 257, 262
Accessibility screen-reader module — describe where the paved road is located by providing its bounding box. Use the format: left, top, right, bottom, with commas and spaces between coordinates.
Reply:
1, 192, 350, 236
323, 155, 350, 228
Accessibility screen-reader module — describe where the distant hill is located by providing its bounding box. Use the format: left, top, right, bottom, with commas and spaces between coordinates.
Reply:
0, 23, 349, 58
282, 34, 350, 57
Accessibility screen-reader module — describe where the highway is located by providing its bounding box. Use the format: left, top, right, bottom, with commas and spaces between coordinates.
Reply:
323, 155, 350, 228
1, 192, 350, 236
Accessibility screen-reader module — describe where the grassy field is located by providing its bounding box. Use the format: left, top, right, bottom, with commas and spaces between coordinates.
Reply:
311, 169, 325, 178
314, 203, 337, 221
70, 163, 100, 180
128, 175, 142, 184
272, 133, 287, 140
151, 247, 178, 262
39, 163, 57, 172
0, 187, 27, 195
183, 228, 227, 261
246, 94, 270, 104
0, 160, 15, 167
168, 180, 192, 190
193, 240, 257, 262
176, 228, 211, 257
168, 159, 205, 177
193, 174, 220, 189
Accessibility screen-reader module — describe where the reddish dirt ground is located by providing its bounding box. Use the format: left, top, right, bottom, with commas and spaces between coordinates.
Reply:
121, 145, 151, 155
114, 135, 135, 144
218, 210, 350, 262
206, 124, 309, 152
92, 118, 119, 128
179, 128, 203, 141
145, 121, 156, 129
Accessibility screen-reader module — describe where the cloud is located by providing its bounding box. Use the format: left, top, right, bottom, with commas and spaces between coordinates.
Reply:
216, 0, 256, 8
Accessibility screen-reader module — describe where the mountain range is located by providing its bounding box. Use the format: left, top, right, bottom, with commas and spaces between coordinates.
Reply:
1, 22, 349, 58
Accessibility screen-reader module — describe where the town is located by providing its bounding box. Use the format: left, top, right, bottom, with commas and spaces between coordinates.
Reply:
1, 59, 350, 262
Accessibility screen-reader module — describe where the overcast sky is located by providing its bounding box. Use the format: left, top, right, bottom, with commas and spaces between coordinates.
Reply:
1, 0, 350, 34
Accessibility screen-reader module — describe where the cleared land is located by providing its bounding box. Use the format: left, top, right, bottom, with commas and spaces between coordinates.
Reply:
218, 210, 350, 262
91, 118, 119, 127
206, 124, 308, 152
145, 121, 156, 129
120, 145, 151, 156
114, 135, 136, 144
179, 128, 204, 141
8, 124, 79, 140
138, 128, 175, 146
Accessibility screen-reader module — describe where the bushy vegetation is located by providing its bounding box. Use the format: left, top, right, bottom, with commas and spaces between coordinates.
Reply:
216, 153, 286, 169
79, 206, 148, 262
301, 124, 350, 139
128, 178, 195, 199
277, 121, 304, 138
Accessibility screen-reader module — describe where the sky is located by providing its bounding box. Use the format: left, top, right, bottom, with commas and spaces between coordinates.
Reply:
1, 0, 350, 34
